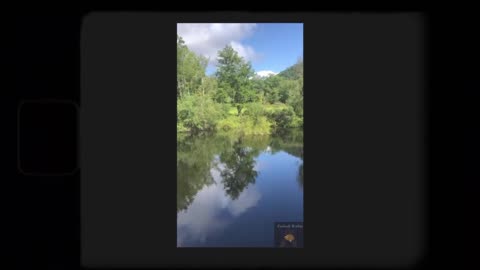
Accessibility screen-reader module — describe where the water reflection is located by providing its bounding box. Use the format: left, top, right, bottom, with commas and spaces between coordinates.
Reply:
177, 165, 262, 246
219, 138, 259, 200
177, 129, 303, 247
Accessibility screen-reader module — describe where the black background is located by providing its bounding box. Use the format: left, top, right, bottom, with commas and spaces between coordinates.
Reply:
18, 101, 78, 175
12, 8, 479, 269
81, 12, 423, 268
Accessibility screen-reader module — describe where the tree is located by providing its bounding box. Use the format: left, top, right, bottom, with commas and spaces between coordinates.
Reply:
251, 77, 266, 103
199, 76, 218, 97
278, 79, 297, 103
263, 75, 282, 104
177, 35, 208, 98
215, 45, 255, 115
278, 58, 303, 80
286, 79, 303, 117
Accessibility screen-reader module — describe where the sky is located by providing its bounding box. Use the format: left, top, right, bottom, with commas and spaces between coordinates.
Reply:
177, 23, 303, 77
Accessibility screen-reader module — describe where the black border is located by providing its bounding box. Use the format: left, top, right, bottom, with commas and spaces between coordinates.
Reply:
17, 99, 80, 176
15, 9, 478, 269
79, 12, 428, 269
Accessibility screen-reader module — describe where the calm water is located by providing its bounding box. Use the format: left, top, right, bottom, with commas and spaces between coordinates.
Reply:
177, 129, 303, 247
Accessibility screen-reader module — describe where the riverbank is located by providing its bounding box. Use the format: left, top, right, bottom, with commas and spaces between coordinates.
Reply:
177, 102, 302, 136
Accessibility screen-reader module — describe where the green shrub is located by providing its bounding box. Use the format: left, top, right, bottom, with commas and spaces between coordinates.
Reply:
290, 115, 303, 128
243, 102, 264, 124
266, 106, 295, 130
227, 106, 239, 115
216, 116, 242, 131
242, 116, 271, 135
177, 122, 189, 133
177, 94, 222, 133
216, 114, 271, 135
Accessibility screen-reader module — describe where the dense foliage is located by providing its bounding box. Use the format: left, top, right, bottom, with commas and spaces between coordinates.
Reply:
177, 35, 303, 135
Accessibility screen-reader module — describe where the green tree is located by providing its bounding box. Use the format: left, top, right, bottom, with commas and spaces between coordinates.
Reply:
251, 77, 266, 103
278, 57, 303, 80
177, 35, 208, 98
278, 78, 297, 103
215, 45, 255, 115
286, 78, 303, 117
263, 75, 282, 104
199, 76, 218, 97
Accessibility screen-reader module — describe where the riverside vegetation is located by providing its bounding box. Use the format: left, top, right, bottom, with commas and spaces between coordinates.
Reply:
177, 35, 303, 135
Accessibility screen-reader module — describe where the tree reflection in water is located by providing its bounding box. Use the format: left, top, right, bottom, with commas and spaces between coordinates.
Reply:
177, 129, 303, 212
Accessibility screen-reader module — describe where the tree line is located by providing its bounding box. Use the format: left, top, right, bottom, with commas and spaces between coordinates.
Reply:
177, 34, 303, 135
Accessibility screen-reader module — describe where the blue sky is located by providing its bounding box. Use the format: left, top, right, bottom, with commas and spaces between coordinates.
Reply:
177, 23, 303, 77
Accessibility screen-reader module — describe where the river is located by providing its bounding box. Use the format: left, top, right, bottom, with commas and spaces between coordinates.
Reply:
177, 129, 303, 247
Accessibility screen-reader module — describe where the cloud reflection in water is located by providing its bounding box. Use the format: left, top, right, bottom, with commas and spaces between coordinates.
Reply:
177, 163, 261, 247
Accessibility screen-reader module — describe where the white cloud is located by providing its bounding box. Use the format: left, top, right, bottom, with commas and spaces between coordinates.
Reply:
177, 23, 259, 66
177, 164, 261, 246
230, 41, 257, 63
227, 186, 261, 217
255, 70, 278, 77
